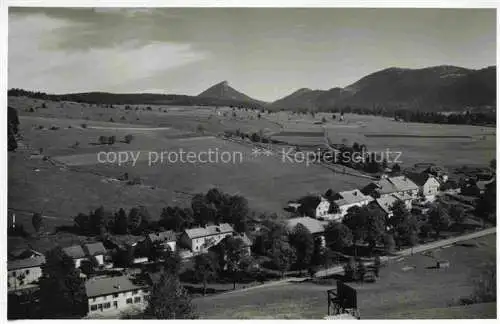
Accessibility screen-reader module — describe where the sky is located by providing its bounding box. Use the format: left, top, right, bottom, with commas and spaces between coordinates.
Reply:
8, 8, 497, 102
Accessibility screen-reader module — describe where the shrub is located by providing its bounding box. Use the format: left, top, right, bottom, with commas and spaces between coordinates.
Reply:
124, 134, 134, 144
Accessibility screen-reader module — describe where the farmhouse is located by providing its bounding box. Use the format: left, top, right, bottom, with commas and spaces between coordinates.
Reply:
82, 242, 108, 266
180, 223, 234, 253
362, 176, 419, 204
406, 172, 441, 201
8, 252, 45, 291
333, 189, 373, 218
85, 275, 149, 317
62, 245, 88, 268
370, 195, 402, 218
145, 231, 177, 253
286, 216, 327, 247
315, 196, 331, 218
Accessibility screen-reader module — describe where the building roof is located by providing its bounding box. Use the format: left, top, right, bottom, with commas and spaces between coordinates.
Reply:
8, 255, 46, 271
147, 231, 176, 243
184, 223, 234, 239
285, 217, 326, 235
9, 249, 43, 260
405, 172, 432, 187
389, 176, 419, 192
62, 245, 86, 259
374, 195, 401, 215
85, 275, 146, 298
369, 178, 399, 195
335, 189, 372, 206
83, 242, 107, 256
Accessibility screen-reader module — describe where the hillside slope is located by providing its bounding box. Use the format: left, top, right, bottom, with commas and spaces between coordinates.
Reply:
270, 65, 496, 112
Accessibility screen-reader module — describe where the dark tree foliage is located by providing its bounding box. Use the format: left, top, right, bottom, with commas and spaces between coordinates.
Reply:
390, 201, 419, 248
289, 223, 315, 271
428, 203, 451, 237
8, 124, 17, 152
160, 206, 194, 232
297, 195, 321, 218
114, 208, 129, 234
271, 239, 297, 278
476, 181, 496, 224
39, 247, 88, 318
194, 252, 219, 296
324, 222, 353, 252
143, 272, 196, 319
32, 212, 43, 233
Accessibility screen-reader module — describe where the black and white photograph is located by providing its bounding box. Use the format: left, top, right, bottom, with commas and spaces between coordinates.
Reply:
5, 4, 498, 320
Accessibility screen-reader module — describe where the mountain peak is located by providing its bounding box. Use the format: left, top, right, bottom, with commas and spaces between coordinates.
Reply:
198, 81, 266, 106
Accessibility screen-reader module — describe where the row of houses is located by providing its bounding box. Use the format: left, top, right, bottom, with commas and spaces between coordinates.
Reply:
307, 173, 442, 222
283, 172, 447, 247
8, 222, 252, 317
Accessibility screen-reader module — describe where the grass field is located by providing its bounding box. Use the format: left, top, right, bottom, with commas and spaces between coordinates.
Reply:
8, 96, 495, 252
193, 234, 496, 319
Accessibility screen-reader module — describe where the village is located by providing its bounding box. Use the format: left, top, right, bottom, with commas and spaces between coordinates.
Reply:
7, 156, 496, 318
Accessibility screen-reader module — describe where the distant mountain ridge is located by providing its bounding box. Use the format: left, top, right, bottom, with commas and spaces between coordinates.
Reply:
8, 65, 495, 112
270, 65, 496, 112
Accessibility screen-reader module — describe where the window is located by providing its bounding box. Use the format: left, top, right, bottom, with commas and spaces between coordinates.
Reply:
103, 296, 107, 300
104, 302, 111, 309
25, 270, 30, 275
113, 293, 119, 298
126, 298, 133, 304
132, 290, 138, 295
92, 298, 96, 302
134, 297, 141, 303
113, 301, 118, 309
90, 305, 97, 311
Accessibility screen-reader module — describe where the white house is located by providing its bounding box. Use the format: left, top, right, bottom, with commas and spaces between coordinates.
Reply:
406, 172, 441, 201
85, 275, 149, 318
180, 223, 234, 253
146, 231, 177, 253
8, 251, 45, 291
315, 196, 331, 218
320, 189, 373, 221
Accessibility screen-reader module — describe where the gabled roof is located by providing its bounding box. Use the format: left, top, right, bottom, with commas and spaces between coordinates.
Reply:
147, 231, 176, 243
83, 242, 107, 256
8, 255, 46, 271
85, 275, 145, 298
184, 223, 234, 239
335, 189, 372, 206
367, 178, 399, 195
285, 217, 326, 235
374, 195, 401, 215
389, 176, 419, 192
62, 245, 86, 259
405, 172, 431, 186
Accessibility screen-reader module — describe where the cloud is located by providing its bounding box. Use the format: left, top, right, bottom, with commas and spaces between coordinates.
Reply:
8, 12, 208, 93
